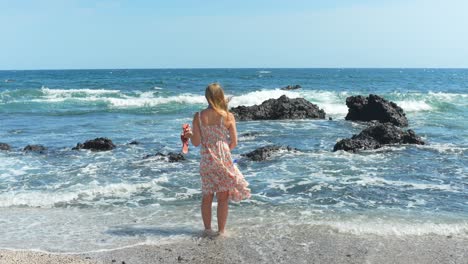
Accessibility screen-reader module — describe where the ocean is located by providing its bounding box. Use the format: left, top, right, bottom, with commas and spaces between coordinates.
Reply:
0, 68, 467, 252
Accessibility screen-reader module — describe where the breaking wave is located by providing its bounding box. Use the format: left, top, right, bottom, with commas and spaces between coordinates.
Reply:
0, 87, 466, 115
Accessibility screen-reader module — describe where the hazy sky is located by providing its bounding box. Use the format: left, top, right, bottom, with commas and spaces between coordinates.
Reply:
1, 0, 467, 69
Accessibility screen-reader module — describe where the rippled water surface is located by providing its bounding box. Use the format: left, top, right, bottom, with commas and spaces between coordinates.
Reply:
0, 69, 467, 252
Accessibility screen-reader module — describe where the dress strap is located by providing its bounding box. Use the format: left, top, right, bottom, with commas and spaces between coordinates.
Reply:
198, 112, 202, 138
220, 114, 224, 127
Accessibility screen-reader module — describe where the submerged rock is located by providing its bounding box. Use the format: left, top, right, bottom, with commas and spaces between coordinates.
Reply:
128, 140, 140, 145
231, 95, 326, 121
144, 152, 185, 162
333, 122, 425, 152
0, 143, 11, 151
73, 137, 116, 151
23, 144, 47, 152
345, 94, 408, 127
242, 145, 298, 161
240, 132, 261, 137
281, 84, 301, 90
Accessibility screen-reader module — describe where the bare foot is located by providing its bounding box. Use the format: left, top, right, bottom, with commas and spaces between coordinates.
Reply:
202, 229, 219, 238
218, 230, 228, 237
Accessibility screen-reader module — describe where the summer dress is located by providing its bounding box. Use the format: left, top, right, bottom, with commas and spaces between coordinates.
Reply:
198, 111, 251, 202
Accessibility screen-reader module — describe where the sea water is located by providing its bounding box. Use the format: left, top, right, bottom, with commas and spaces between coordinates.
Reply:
0, 69, 466, 252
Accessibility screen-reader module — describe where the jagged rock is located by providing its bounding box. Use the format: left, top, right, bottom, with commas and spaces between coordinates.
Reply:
281, 84, 301, 90
333, 122, 425, 152
129, 140, 140, 145
144, 152, 185, 162
333, 137, 381, 152
23, 144, 47, 152
231, 95, 326, 121
0, 143, 11, 151
240, 132, 260, 137
73, 137, 116, 151
345, 94, 408, 127
242, 145, 298, 161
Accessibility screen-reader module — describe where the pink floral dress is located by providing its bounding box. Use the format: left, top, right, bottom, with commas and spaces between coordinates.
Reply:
198, 111, 251, 202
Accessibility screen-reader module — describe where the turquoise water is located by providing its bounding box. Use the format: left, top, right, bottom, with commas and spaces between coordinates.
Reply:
0, 69, 467, 252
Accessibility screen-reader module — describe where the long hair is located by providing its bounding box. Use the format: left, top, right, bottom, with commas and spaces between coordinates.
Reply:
205, 83, 229, 117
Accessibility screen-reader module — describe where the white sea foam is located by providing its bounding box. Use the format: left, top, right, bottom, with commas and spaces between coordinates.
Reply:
0, 157, 41, 181
107, 94, 207, 108
41, 87, 121, 96
395, 100, 433, 112
428, 91, 468, 100
315, 102, 348, 115
5, 87, 467, 114
0, 180, 167, 208
33, 88, 304, 109
266, 178, 295, 193
300, 90, 349, 115
228, 89, 302, 107
415, 143, 467, 154
348, 176, 459, 192
390, 91, 468, 110
321, 219, 468, 236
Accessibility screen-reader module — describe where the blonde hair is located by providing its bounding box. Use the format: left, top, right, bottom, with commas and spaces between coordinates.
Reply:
205, 83, 229, 117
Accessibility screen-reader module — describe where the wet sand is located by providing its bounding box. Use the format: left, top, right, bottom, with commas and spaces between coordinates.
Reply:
1, 225, 467, 264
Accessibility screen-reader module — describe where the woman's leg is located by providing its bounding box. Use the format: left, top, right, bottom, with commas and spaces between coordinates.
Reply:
201, 193, 214, 230
216, 191, 229, 234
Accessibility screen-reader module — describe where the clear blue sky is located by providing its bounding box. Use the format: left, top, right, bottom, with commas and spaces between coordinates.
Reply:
1, 0, 467, 69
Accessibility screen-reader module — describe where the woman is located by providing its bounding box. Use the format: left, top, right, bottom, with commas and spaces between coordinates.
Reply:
185, 83, 251, 236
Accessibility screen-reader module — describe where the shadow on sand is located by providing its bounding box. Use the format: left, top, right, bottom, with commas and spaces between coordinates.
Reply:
106, 225, 200, 237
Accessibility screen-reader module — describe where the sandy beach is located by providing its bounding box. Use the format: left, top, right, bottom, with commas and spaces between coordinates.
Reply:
1, 225, 467, 264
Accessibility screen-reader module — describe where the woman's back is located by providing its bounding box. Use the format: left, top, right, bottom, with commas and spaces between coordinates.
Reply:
198, 109, 230, 146
199, 109, 224, 126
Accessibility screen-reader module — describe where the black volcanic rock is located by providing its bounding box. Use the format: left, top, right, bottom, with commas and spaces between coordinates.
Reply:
73, 137, 116, 151
345, 94, 408, 127
242, 145, 298, 161
0, 143, 11, 151
281, 84, 301, 90
23, 144, 47, 152
231, 95, 326, 121
240, 132, 261, 137
333, 122, 425, 152
144, 152, 185, 162
333, 138, 378, 152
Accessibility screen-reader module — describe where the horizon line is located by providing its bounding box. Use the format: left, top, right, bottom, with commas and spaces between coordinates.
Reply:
1, 67, 468, 71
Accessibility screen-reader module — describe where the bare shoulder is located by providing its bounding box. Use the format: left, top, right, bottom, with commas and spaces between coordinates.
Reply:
199, 109, 210, 117
193, 112, 202, 124
227, 112, 235, 121
226, 112, 236, 127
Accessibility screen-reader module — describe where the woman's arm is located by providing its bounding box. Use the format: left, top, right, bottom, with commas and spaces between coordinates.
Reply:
227, 113, 238, 150
190, 112, 201, 147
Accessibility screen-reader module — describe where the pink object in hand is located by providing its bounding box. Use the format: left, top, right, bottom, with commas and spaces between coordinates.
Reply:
181, 124, 191, 154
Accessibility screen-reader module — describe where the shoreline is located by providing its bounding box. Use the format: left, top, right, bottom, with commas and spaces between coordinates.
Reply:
1, 225, 466, 264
